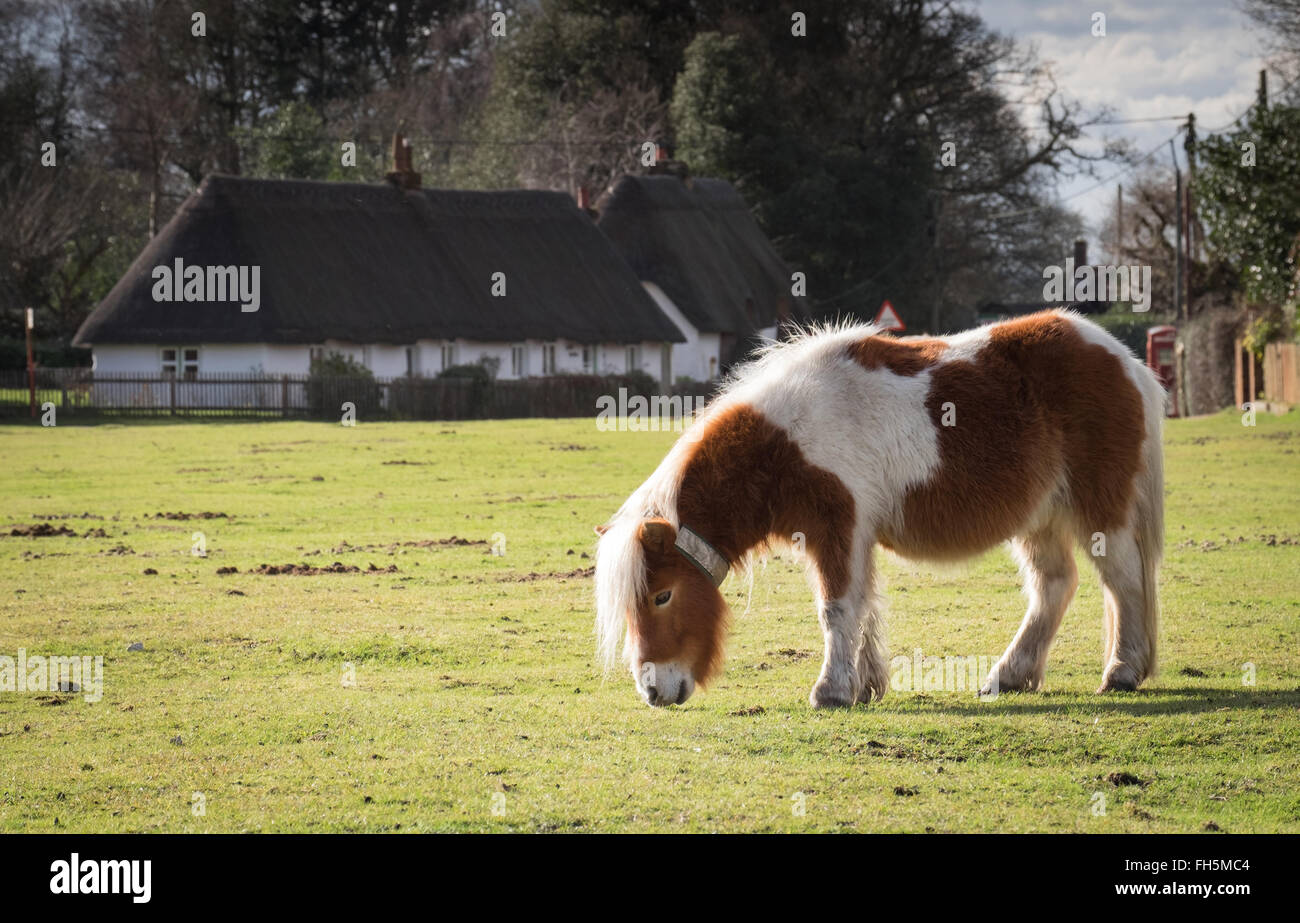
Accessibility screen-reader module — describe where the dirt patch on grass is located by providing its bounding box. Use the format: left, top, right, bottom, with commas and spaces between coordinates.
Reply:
219, 562, 398, 576
381, 459, 430, 466
9, 523, 79, 537
1176, 533, 1298, 551
771, 648, 815, 661
148, 511, 230, 521
332, 537, 486, 554
497, 566, 594, 582
1105, 771, 1147, 787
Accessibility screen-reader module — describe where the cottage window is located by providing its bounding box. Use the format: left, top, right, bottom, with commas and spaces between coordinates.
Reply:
510, 344, 527, 378
440, 343, 457, 371
162, 347, 199, 380
541, 344, 557, 375
626, 345, 641, 373
405, 346, 419, 377
581, 346, 593, 373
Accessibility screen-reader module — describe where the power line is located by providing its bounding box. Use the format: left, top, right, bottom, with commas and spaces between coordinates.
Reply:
986, 126, 1186, 222
1203, 66, 1300, 133
810, 249, 909, 311
0, 120, 655, 150
986, 67, 1300, 223
1089, 114, 1188, 126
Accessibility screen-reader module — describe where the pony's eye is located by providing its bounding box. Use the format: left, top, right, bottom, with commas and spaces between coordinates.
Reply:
653, 590, 672, 607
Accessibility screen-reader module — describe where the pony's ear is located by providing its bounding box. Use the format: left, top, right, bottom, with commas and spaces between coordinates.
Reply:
637, 518, 676, 556
593, 524, 610, 537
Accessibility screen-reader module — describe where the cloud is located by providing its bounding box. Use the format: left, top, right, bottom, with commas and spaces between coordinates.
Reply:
974, 0, 1272, 229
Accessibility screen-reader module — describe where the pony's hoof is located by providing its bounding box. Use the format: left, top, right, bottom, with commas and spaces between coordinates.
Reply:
1098, 663, 1141, 692
1097, 678, 1138, 693
809, 682, 854, 709
855, 683, 886, 704
979, 667, 1037, 696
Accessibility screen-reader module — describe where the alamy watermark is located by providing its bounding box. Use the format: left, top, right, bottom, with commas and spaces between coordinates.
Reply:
595, 387, 706, 432
890, 648, 999, 700
0, 649, 103, 702
152, 258, 260, 312
49, 853, 150, 903
1043, 258, 1152, 312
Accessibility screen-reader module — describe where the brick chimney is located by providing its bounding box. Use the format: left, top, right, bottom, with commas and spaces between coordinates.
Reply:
575, 184, 598, 219
1073, 239, 1088, 267
648, 140, 690, 181
385, 133, 421, 190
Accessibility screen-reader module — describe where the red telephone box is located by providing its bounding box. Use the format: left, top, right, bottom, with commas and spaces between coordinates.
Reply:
1146, 325, 1178, 417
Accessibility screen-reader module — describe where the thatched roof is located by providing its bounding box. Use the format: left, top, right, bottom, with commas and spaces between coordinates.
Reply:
595, 175, 807, 336
75, 175, 683, 346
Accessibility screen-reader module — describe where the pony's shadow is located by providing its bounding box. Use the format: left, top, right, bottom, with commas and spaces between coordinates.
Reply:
907, 686, 1300, 717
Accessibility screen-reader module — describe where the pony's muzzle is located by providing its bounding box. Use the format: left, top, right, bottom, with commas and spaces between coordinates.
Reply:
637, 661, 695, 707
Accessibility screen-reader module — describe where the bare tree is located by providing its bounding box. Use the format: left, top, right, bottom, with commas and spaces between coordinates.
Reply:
79, 0, 201, 236
516, 83, 667, 197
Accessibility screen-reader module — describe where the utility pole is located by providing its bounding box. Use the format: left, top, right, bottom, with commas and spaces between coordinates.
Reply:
25, 307, 36, 419
1183, 114, 1195, 316
1172, 140, 1183, 321
1116, 183, 1123, 264
928, 194, 942, 333
1258, 68, 1269, 110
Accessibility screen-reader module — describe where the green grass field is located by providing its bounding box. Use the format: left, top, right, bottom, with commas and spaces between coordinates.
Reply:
1, 409, 1296, 833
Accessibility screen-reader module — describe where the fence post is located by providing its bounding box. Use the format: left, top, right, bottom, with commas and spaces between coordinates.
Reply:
170, 375, 176, 415
281, 375, 288, 417
1247, 344, 1257, 406
1234, 338, 1244, 410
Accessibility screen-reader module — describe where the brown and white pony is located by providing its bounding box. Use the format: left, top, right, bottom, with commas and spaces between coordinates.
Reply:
595, 310, 1165, 708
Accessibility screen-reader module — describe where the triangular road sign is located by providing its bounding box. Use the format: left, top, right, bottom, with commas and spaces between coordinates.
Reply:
874, 300, 905, 332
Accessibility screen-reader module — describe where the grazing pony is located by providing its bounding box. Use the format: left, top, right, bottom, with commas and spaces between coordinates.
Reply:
595, 310, 1165, 708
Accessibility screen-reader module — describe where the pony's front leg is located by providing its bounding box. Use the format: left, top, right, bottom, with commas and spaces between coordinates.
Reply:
809, 548, 882, 709
809, 596, 863, 708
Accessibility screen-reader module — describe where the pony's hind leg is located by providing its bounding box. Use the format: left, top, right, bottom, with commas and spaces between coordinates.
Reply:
853, 565, 888, 703
980, 521, 1077, 695
1092, 525, 1155, 692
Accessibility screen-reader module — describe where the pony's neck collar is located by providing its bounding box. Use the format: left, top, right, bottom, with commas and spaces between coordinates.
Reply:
674, 525, 729, 587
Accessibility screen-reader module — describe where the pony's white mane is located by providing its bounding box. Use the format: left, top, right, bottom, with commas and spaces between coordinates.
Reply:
713, 318, 883, 402
594, 319, 885, 669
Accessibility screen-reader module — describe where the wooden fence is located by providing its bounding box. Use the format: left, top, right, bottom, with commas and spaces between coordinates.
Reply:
0, 369, 714, 422
1262, 342, 1299, 404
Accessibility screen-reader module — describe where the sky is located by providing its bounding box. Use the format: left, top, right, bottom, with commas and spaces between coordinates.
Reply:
975, 0, 1279, 249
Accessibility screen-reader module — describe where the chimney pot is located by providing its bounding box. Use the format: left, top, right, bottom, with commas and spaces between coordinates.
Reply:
1073, 239, 1088, 267
386, 132, 421, 190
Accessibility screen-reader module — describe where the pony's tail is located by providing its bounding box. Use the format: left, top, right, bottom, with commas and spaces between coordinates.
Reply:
1134, 373, 1165, 676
